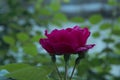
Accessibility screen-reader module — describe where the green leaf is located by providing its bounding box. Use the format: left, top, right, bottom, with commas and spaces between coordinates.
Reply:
103, 38, 114, 43
95, 66, 111, 73
53, 13, 67, 22
89, 14, 103, 24
35, 0, 43, 12
63, 0, 70, 3
9, 23, 23, 30
117, 17, 120, 22
7, 67, 50, 80
108, 57, 120, 64
70, 17, 85, 23
77, 59, 89, 75
112, 29, 120, 36
89, 58, 103, 67
33, 54, 50, 63
92, 32, 100, 38
115, 43, 120, 49
3, 36, 15, 45
108, 0, 116, 6
0, 63, 31, 72
0, 63, 52, 80
16, 32, 29, 42
23, 43, 38, 56
114, 49, 120, 55
50, 2, 60, 12
11, 46, 18, 52
39, 8, 52, 16
102, 47, 113, 53
100, 23, 111, 30
32, 35, 44, 42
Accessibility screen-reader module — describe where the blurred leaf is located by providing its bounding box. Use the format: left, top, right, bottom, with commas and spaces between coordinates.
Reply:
53, 13, 67, 22
49, 70, 59, 80
50, 2, 60, 12
102, 47, 113, 53
23, 43, 38, 56
77, 59, 89, 75
92, 32, 100, 38
112, 29, 120, 36
35, 0, 43, 12
100, 23, 111, 30
3, 36, 15, 46
108, 57, 120, 64
0, 63, 31, 72
0, 63, 51, 80
108, 0, 117, 6
0, 50, 7, 56
7, 67, 50, 80
95, 65, 111, 73
52, 13, 67, 26
89, 58, 103, 67
114, 49, 120, 55
70, 17, 85, 23
33, 54, 50, 63
118, 17, 120, 22
63, 0, 70, 3
113, 24, 120, 30
9, 23, 23, 30
10, 46, 18, 52
16, 32, 29, 42
39, 8, 52, 16
115, 43, 120, 49
89, 14, 103, 24
95, 66, 103, 73
103, 38, 114, 43
32, 35, 44, 42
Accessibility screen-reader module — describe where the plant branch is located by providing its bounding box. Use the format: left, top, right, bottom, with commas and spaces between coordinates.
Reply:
64, 61, 68, 80
51, 55, 62, 80
54, 62, 62, 80
69, 63, 77, 80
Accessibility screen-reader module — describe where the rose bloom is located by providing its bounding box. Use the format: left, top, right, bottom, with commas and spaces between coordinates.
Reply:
39, 26, 95, 55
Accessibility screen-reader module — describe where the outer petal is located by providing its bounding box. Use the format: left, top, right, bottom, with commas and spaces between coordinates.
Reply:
76, 44, 95, 52
39, 39, 55, 55
82, 27, 90, 44
73, 25, 83, 30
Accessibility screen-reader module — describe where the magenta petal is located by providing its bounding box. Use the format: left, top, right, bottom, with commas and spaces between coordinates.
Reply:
50, 42, 75, 54
39, 39, 55, 54
77, 44, 95, 52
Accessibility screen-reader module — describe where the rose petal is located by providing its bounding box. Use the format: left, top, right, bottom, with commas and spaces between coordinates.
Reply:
40, 39, 55, 54
77, 44, 95, 52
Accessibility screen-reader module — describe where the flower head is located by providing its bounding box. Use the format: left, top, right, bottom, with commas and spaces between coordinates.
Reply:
39, 26, 95, 55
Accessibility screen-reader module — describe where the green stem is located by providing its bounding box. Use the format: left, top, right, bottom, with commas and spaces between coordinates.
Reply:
54, 63, 62, 80
70, 54, 83, 80
64, 54, 70, 80
51, 55, 62, 80
69, 63, 77, 80
65, 61, 68, 80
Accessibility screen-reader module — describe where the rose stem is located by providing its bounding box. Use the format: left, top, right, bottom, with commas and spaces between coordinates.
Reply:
69, 63, 77, 80
54, 62, 62, 80
51, 55, 62, 80
70, 54, 82, 80
65, 61, 68, 80
64, 55, 70, 80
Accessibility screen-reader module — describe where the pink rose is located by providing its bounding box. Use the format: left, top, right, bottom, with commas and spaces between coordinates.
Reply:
39, 26, 95, 55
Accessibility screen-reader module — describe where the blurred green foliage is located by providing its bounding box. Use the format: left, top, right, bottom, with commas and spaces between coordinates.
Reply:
0, 0, 120, 80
